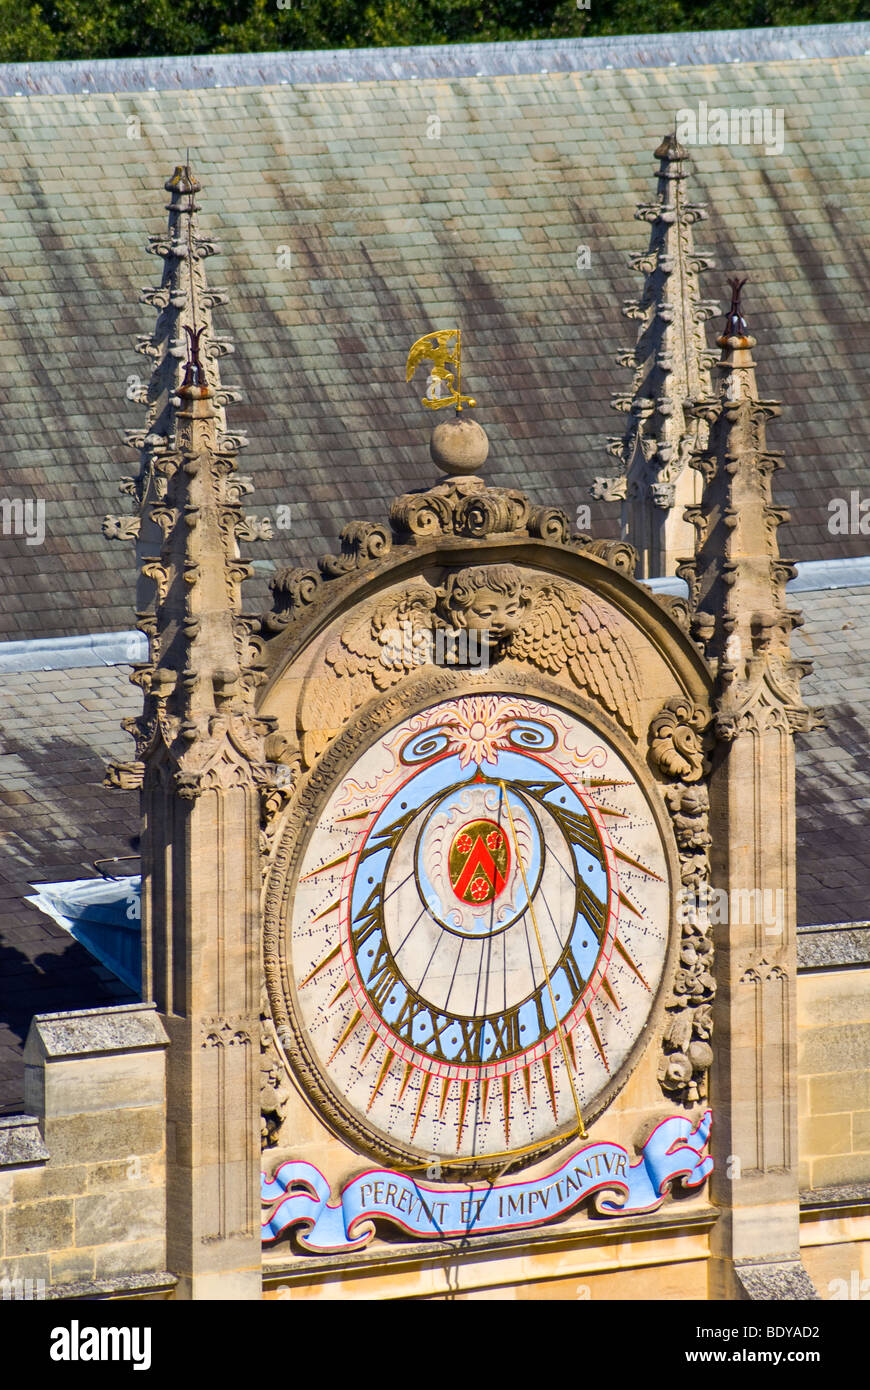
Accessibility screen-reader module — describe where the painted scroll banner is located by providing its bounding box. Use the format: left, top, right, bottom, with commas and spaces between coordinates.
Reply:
261, 1110, 712, 1252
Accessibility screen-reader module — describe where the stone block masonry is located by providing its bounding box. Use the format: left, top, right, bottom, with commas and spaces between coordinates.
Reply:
798, 969, 870, 1190
0, 1003, 169, 1295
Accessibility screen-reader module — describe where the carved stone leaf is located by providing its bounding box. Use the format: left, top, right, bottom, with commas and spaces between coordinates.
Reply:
103, 514, 141, 541
648, 696, 710, 782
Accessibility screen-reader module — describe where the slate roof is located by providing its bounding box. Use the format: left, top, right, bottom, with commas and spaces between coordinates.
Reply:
0, 24, 869, 640
792, 583, 870, 929
0, 664, 138, 1114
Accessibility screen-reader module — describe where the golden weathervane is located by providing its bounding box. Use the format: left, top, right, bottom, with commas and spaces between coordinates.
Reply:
405, 328, 477, 411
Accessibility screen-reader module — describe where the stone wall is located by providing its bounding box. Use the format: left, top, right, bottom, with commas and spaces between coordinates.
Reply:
0, 1003, 170, 1298
798, 960, 870, 1190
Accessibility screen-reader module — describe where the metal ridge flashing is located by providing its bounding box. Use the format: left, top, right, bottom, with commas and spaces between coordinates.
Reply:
645, 553, 870, 599
0, 22, 867, 96
786, 556, 870, 592
0, 630, 146, 672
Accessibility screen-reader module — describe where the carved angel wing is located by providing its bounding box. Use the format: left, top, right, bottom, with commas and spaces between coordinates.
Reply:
506, 581, 640, 736
298, 585, 438, 764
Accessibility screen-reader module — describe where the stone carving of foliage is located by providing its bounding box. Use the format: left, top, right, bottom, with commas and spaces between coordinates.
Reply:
649, 698, 715, 1106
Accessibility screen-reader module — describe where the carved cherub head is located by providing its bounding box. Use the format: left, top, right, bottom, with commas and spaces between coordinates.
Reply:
438, 565, 532, 641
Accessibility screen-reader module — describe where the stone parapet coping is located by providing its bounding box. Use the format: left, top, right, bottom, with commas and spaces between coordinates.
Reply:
45, 1272, 176, 1301
25, 1003, 168, 1062
800, 1182, 870, 1213
0, 1114, 49, 1168
797, 922, 870, 972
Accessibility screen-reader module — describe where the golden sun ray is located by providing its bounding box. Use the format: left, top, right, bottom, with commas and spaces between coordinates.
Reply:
542, 1054, 558, 1121
522, 1065, 532, 1105
564, 1029, 578, 1071
366, 1049, 396, 1112
438, 1077, 453, 1119
584, 1011, 609, 1071
311, 896, 342, 923
593, 804, 629, 819
335, 807, 373, 822
410, 1072, 433, 1141
328, 978, 351, 1007
327, 1008, 362, 1063
397, 1061, 414, 1106
300, 850, 352, 881
613, 937, 651, 990
601, 974, 622, 1012
299, 938, 343, 987
481, 1075, 492, 1121
456, 1081, 471, 1151
502, 1074, 512, 1144
618, 887, 644, 919
612, 846, 664, 881
579, 778, 631, 788
359, 1031, 379, 1068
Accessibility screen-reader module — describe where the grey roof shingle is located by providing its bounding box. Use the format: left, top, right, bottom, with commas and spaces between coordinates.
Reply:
1, 33, 869, 639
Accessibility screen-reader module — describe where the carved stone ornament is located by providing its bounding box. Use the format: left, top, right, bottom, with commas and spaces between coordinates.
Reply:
590, 474, 628, 502
104, 759, 145, 790
102, 514, 141, 541
648, 695, 710, 782
264, 474, 639, 636
200, 1016, 254, 1049
120, 706, 277, 801
648, 697, 715, 1106
260, 998, 292, 1148
296, 563, 642, 766
714, 660, 826, 742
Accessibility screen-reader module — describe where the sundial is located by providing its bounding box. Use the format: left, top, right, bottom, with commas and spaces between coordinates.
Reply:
286, 693, 672, 1173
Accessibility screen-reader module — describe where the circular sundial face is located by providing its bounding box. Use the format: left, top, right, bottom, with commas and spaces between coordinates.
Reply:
286, 693, 673, 1172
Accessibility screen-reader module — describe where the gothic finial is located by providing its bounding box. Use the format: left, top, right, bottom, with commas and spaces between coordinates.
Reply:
104, 161, 248, 595
653, 132, 688, 163
720, 276, 750, 344
181, 324, 209, 394
104, 165, 275, 784
165, 162, 201, 199
679, 277, 813, 733
591, 133, 717, 578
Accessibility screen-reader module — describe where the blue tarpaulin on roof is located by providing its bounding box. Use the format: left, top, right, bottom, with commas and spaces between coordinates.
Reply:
27, 876, 142, 992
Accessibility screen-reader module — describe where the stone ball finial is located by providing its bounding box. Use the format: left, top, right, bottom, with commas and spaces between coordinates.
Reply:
430, 413, 489, 476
